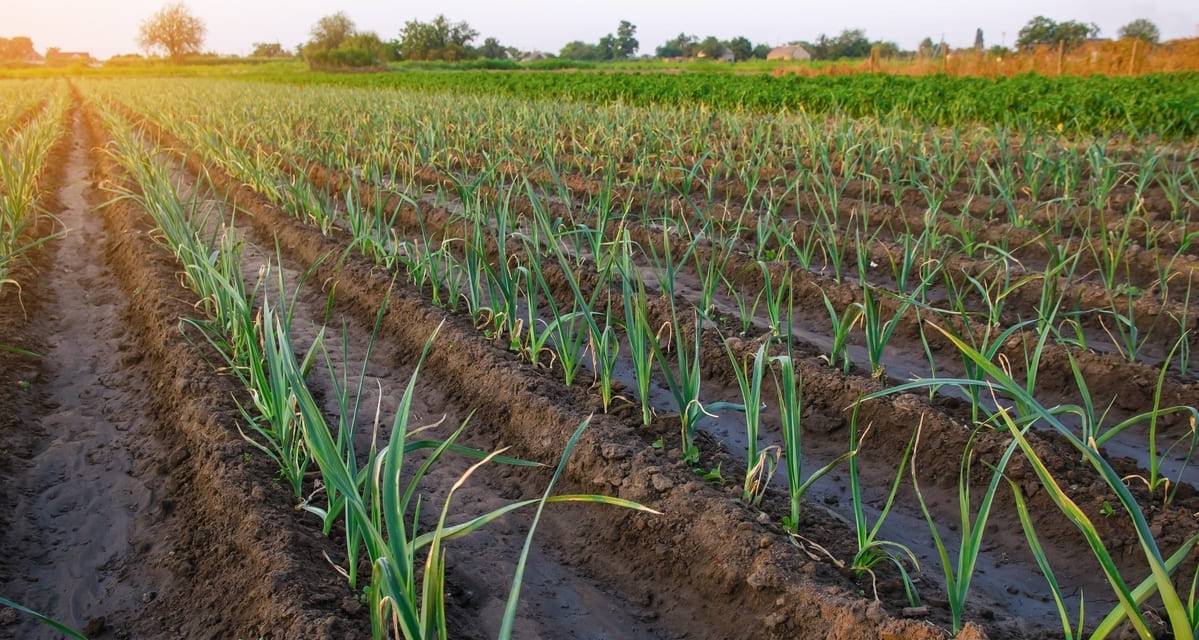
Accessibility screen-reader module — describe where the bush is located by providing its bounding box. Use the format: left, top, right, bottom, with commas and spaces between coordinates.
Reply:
307, 47, 376, 70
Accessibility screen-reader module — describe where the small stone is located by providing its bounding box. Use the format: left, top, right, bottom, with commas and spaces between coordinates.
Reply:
650, 473, 674, 492
141, 591, 156, 603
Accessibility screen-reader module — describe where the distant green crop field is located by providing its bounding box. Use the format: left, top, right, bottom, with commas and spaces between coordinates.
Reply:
250, 69, 1199, 140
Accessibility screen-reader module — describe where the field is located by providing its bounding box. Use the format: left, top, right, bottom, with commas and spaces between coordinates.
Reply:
0, 72, 1197, 640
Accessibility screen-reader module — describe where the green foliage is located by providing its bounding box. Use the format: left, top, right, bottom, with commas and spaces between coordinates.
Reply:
1016, 15, 1100, 51
398, 14, 478, 61
805, 28, 872, 60
307, 48, 375, 70
615, 20, 639, 58
476, 37, 507, 60
250, 42, 288, 58
656, 33, 697, 58
261, 69, 1199, 140
1118, 18, 1161, 44
559, 40, 604, 61
697, 36, 724, 60
561, 21, 637, 61
308, 12, 355, 51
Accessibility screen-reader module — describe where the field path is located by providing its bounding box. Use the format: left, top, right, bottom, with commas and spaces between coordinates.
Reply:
0, 106, 171, 639
0, 98, 370, 640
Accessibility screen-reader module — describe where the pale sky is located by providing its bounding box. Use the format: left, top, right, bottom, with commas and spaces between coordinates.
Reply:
3, 0, 1197, 59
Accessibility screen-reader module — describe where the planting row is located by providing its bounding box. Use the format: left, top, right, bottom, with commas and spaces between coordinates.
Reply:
0, 80, 69, 297
76, 77, 1199, 638
256, 70, 1199, 140
75, 90, 984, 640
97, 80, 1199, 345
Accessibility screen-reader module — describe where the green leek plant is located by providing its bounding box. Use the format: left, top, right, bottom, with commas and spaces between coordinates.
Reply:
819, 291, 860, 374
853, 285, 915, 379
652, 302, 707, 464
726, 339, 770, 506
618, 234, 658, 426
756, 261, 791, 337
771, 352, 856, 533
876, 323, 1199, 638
0, 100, 67, 295
908, 420, 1021, 633
847, 404, 921, 607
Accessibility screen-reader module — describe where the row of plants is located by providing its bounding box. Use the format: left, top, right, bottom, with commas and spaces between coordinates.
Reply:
243, 69, 1199, 140
0, 80, 69, 298
91, 97, 654, 639
96, 79, 1198, 392
79, 77, 1199, 637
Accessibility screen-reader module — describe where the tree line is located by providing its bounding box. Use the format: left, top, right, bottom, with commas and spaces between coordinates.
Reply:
7, 3, 1168, 68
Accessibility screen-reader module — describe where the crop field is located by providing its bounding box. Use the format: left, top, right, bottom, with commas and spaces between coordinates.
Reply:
0, 73, 1197, 640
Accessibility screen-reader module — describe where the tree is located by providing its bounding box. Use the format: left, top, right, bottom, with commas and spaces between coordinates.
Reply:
615, 20, 639, 58
398, 15, 478, 61
1118, 18, 1160, 43
138, 2, 206, 62
0, 37, 37, 63
917, 37, 943, 59
974, 28, 984, 51
727, 36, 753, 61
752, 44, 771, 59
597, 33, 616, 60
1016, 16, 1099, 50
559, 41, 602, 61
873, 41, 900, 59
343, 32, 395, 62
697, 36, 724, 59
309, 12, 355, 52
250, 42, 287, 57
477, 37, 507, 59
656, 33, 697, 58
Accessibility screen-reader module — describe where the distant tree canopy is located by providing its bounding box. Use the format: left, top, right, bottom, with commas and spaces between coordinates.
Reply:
308, 12, 355, 51
654, 33, 768, 61
1118, 18, 1161, 43
917, 37, 945, 59
138, 2, 206, 62
803, 28, 872, 60
398, 14, 478, 61
655, 33, 697, 58
0, 36, 37, 63
615, 20, 639, 58
477, 37, 506, 59
250, 42, 288, 58
1016, 16, 1099, 51
303, 12, 396, 68
559, 40, 603, 61
560, 20, 638, 61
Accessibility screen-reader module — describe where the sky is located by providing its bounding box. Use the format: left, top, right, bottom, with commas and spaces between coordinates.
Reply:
3, 0, 1197, 59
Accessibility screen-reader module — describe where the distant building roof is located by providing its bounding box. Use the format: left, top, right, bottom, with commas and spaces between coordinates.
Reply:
767, 45, 811, 61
